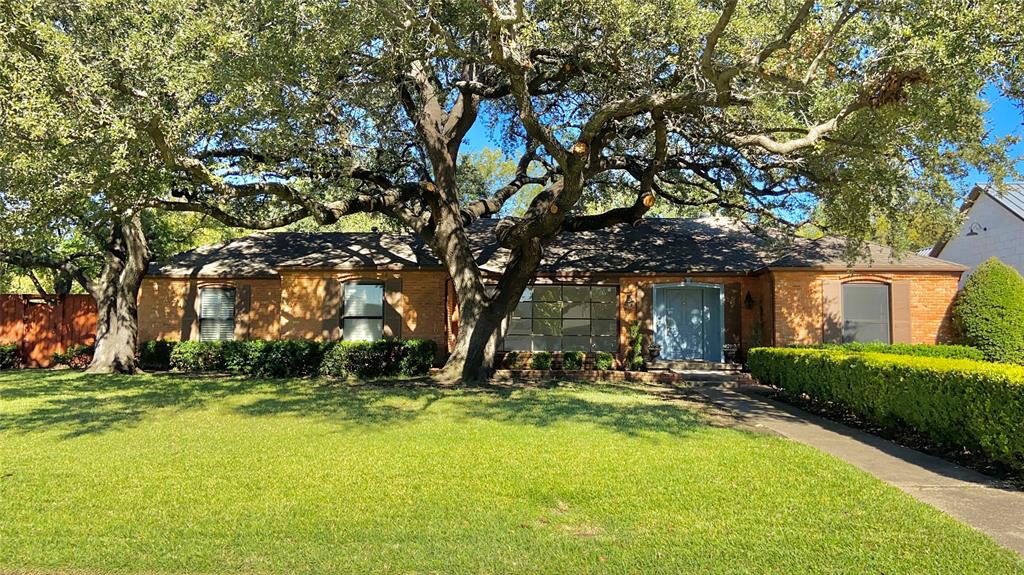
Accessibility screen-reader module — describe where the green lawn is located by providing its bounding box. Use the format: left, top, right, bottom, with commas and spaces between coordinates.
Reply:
1, 371, 1021, 574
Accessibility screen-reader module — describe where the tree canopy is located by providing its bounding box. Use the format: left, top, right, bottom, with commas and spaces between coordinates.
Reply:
2, 0, 1022, 378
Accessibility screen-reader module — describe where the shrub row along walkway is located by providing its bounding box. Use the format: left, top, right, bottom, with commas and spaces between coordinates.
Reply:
694, 384, 1024, 556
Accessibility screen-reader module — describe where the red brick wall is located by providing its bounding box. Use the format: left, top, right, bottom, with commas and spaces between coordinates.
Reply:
138, 278, 281, 342
138, 268, 963, 362
770, 270, 962, 346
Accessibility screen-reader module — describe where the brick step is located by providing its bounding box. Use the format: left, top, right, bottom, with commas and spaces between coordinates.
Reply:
649, 360, 742, 372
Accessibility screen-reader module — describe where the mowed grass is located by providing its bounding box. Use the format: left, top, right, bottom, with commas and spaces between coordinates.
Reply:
0, 371, 1021, 574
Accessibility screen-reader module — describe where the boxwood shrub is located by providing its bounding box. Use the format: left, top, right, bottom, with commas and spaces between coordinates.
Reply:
156, 338, 437, 379
169, 341, 227, 372
320, 340, 404, 379
530, 351, 553, 370
594, 351, 615, 371
748, 347, 1024, 471
139, 340, 176, 371
788, 342, 984, 361
953, 257, 1024, 365
562, 351, 584, 370
0, 344, 17, 370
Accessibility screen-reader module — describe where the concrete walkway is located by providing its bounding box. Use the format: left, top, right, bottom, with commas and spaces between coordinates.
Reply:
694, 385, 1024, 556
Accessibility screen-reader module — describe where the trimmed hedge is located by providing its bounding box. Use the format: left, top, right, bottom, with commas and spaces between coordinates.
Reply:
953, 257, 1024, 365
788, 342, 984, 361
169, 341, 228, 372
748, 347, 1024, 471
594, 351, 615, 371
320, 340, 403, 379
531, 351, 553, 370
139, 340, 176, 371
562, 351, 584, 370
0, 344, 17, 370
158, 338, 436, 379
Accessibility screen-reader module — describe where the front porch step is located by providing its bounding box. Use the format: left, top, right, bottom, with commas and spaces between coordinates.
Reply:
649, 360, 742, 372
662, 370, 752, 385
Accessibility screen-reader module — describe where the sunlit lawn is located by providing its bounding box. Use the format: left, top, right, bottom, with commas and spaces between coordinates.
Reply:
0, 370, 1021, 574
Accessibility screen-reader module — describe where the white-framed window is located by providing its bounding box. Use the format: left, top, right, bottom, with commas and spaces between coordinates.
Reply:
343, 283, 384, 341
199, 287, 236, 341
502, 285, 618, 352
842, 282, 891, 344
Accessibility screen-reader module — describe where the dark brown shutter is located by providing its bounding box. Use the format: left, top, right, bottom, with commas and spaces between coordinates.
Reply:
891, 280, 912, 344
181, 281, 198, 341
384, 277, 403, 339
724, 282, 742, 346
822, 279, 843, 344
234, 285, 251, 340
322, 278, 341, 340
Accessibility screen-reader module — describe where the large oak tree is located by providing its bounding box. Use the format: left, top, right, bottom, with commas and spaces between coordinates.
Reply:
2, 0, 1021, 379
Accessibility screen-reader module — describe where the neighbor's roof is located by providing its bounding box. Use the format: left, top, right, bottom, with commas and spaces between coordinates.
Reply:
929, 182, 1024, 257
148, 217, 967, 278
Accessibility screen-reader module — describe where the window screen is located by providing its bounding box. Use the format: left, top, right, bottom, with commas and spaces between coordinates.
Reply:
343, 283, 384, 341
842, 283, 891, 344
199, 287, 235, 342
503, 285, 618, 352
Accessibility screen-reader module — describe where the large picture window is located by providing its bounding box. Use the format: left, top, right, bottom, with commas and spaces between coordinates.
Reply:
842, 282, 891, 344
503, 285, 618, 352
199, 287, 236, 342
343, 283, 384, 341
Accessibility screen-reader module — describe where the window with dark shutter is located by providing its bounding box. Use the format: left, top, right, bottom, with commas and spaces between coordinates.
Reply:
199, 287, 236, 342
343, 283, 384, 341
842, 283, 891, 344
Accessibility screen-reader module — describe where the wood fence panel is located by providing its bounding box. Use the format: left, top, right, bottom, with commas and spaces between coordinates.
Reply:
0, 295, 98, 367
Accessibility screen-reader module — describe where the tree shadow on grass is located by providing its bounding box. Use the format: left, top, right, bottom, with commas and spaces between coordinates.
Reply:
0, 371, 257, 438
453, 384, 707, 437
0, 371, 708, 440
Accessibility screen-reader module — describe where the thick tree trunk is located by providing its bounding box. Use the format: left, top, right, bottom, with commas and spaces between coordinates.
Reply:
88, 288, 143, 374
439, 239, 544, 383
85, 214, 152, 375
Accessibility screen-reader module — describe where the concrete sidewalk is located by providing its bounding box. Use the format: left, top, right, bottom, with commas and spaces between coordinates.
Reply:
694, 385, 1024, 556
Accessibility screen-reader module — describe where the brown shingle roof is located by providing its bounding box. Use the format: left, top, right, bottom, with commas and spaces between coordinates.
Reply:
148, 217, 966, 278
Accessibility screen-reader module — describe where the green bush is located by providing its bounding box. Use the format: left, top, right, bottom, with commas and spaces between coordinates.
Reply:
501, 351, 526, 369
788, 342, 984, 361
627, 323, 645, 371
139, 340, 176, 370
594, 351, 615, 371
0, 344, 17, 370
530, 351, 553, 370
562, 351, 584, 370
398, 339, 437, 376
320, 339, 434, 379
953, 257, 1024, 364
748, 347, 1024, 471
169, 341, 227, 372
222, 340, 327, 378
52, 344, 94, 369
164, 338, 435, 378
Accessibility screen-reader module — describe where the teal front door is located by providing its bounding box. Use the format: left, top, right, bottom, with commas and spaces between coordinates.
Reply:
654, 286, 723, 362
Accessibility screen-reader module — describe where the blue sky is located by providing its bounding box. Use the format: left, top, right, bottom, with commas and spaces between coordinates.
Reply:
974, 87, 1024, 184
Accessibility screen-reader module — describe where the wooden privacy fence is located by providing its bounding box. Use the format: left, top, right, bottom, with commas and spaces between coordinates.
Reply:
0, 294, 97, 368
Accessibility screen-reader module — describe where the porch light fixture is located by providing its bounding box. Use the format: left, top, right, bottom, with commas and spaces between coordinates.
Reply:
966, 222, 986, 236
744, 291, 755, 310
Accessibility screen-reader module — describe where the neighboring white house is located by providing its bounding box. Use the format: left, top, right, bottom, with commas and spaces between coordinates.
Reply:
930, 183, 1024, 286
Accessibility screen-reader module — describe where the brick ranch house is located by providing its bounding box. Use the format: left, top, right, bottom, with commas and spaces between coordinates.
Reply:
139, 218, 966, 365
